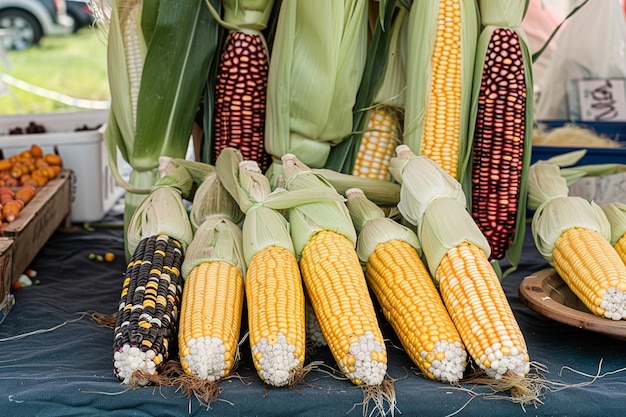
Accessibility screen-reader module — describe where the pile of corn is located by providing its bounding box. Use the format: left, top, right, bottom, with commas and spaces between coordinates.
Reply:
101, 0, 623, 409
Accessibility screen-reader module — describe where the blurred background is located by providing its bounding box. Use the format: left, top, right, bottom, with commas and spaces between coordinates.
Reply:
0, 0, 624, 116
0, 0, 108, 115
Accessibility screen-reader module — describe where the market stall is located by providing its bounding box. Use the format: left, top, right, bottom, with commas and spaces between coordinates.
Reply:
0, 204, 625, 417
1, 0, 626, 416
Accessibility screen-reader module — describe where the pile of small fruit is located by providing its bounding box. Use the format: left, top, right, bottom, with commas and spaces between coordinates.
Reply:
0, 144, 63, 228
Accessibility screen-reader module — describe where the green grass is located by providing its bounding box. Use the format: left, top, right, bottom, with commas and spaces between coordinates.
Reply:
0, 27, 110, 115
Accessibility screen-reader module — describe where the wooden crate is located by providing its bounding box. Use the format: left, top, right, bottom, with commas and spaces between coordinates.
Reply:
0, 238, 13, 315
1, 170, 72, 282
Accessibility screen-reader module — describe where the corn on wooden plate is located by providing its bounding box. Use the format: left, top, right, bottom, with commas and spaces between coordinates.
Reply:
519, 268, 626, 341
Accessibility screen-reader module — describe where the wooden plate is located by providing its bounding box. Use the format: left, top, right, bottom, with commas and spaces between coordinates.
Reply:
518, 268, 626, 341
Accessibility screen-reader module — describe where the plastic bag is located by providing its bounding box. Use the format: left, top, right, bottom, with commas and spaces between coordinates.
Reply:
521, 0, 561, 94
535, 0, 626, 120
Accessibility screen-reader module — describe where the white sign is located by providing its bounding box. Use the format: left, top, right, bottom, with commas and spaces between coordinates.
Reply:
577, 78, 626, 122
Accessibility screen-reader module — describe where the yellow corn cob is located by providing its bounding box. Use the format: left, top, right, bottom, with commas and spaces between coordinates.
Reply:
616, 235, 626, 264
529, 162, 626, 321
438, 240, 529, 378
404, 0, 478, 179
214, 148, 307, 387
389, 146, 530, 380
178, 260, 244, 380
368, 240, 466, 381
345, 187, 466, 383
282, 152, 387, 387
246, 244, 306, 386
552, 227, 626, 320
177, 169, 247, 382
300, 229, 387, 386
352, 106, 402, 182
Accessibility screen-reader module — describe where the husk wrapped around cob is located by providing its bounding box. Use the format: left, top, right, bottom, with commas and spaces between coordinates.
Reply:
215, 147, 306, 387
466, 0, 534, 276
207, 0, 275, 171
389, 145, 533, 400
99, 0, 222, 259
350, 5, 408, 182
113, 166, 194, 386
281, 154, 394, 413
528, 153, 626, 321
345, 187, 467, 383
403, 0, 479, 180
264, 0, 369, 182
177, 169, 246, 393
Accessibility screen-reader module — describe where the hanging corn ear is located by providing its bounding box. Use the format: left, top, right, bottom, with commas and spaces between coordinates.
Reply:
602, 202, 626, 265
352, 7, 408, 182
101, 0, 221, 259
215, 148, 306, 387
208, 0, 274, 171
281, 154, 387, 387
345, 188, 467, 383
177, 170, 246, 382
389, 145, 530, 383
467, 1, 534, 273
264, 0, 369, 182
403, 0, 479, 180
326, 0, 405, 174
113, 168, 194, 385
528, 159, 626, 320
353, 106, 403, 182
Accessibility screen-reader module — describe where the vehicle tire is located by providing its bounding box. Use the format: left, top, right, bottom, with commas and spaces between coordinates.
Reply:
66, 10, 80, 33
0, 9, 43, 51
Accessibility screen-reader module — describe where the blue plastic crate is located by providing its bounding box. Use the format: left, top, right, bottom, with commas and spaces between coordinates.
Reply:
531, 120, 626, 166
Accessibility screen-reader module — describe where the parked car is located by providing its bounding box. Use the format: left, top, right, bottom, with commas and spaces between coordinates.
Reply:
66, 0, 94, 33
0, 0, 73, 51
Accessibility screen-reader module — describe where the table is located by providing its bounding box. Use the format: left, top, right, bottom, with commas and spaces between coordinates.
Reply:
1, 203, 625, 417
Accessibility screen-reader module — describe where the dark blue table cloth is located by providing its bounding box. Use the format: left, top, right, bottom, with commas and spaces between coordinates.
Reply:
1, 206, 625, 417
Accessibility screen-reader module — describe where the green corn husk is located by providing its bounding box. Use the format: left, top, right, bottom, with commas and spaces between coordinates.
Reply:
181, 215, 246, 282
311, 168, 400, 208
389, 145, 490, 278
325, 0, 406, 173
280, 154, 356, 258
527, 157, 611, 265
344, 187, 421, 267
264, 0, 369, 183
601, 202, 626, 248
188, 170, 244, 232
214, 147, 296, 265
126, 166, 195, 257
101, 0, 222, 255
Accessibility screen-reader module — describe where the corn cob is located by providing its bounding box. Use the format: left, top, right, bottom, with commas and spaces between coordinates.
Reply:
352, 7, 407, 181
468, 1, 533, 267
215, 148, 306, 387
345, 188, 466, 383
178, 216, 246, 381
389, 145, 530, 380
282, 154, 387, 387
529, 160, 626, 320
352, 106, 402, 182
113, 166, 194, 385
403, 0, 479, 179
210, 0, 275, 171
113, 233, 184, 385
